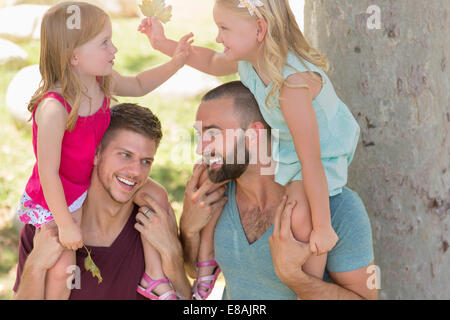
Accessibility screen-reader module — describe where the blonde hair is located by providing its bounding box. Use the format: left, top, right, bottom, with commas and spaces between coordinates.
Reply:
215, 0, 329, 108
28, 1, 113, 131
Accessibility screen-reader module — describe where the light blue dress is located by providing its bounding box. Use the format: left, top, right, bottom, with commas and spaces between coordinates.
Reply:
238, 52, 360, 196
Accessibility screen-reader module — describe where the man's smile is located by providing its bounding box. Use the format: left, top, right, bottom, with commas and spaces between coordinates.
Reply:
115, 175, 137, 190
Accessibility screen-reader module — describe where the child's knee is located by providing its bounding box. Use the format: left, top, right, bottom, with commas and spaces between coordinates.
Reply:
290, 202, 312, 243
285, 180, 312, 242
48, 250, 76, 282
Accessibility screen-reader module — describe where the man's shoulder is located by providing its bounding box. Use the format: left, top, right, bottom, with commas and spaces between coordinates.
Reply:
145, 177, 168, 199
327, 187, 374, 273
140, 177, 170, 210
330, 187, 371, 230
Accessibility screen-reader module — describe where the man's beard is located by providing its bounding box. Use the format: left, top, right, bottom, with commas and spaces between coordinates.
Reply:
206, 139, 250, 184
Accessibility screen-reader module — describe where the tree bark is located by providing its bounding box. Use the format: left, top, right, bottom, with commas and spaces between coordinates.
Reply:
304, 0, 450, 299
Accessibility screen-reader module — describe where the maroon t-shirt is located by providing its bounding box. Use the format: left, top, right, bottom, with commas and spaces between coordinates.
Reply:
14, 205, 148, 300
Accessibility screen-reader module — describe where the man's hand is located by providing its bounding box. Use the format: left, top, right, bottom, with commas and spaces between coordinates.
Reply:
180, 164, 228, 237
269, 196, 312, 286
28, 225, 65, 271
135, 193, 193, 300
134, 193, 180, 257
14, 225, 65, 300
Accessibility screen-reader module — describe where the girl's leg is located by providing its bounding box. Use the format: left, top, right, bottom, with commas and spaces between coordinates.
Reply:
192, 168, 223, 299
44, 208, 82, 300
285, 180, 327, 279
44, 246, 75, 299
140, 236, 174, 298
197, 167, 222, 278
197, 214, 219, 275
193, 211, 221, 299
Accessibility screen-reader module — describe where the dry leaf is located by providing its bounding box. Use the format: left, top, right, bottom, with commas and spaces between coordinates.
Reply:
139, 0, 172, 23
83, 245, 103, 284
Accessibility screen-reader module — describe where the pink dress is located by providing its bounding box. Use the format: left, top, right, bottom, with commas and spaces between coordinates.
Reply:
17, 92, 111, 227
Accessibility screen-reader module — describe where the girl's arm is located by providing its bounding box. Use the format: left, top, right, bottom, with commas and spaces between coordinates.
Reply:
35, 99, 82, 250
279, 73, 332, 236
139, 17, 238, 77
111, 33, 192, 97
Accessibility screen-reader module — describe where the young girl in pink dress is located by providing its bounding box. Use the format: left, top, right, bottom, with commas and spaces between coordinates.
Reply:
17, 1, 192, 300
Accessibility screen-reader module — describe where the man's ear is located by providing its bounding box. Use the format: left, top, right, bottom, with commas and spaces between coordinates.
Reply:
252, 121, 266, 134
94, 144, 102, 166
256, 18, 268, 42
247, 122, 266, 143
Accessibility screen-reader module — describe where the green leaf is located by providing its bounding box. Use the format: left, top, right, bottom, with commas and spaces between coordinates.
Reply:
139, 0, 172, 23
83, 245, 103, 284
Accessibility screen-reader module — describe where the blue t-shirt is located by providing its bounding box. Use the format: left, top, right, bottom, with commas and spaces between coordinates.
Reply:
214, 180, 374, 300
238, 53, 360, 196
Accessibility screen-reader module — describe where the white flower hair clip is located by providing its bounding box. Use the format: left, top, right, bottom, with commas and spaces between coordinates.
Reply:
238, 0, 264, 19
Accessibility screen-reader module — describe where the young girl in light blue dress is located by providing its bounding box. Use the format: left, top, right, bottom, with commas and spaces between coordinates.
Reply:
139, 0, 360, 299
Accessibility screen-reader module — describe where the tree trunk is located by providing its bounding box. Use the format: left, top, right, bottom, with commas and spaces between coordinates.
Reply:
304, 0, 450, 299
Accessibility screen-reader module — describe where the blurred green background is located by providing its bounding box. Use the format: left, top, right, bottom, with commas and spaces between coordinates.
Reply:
0, 0, 237, 299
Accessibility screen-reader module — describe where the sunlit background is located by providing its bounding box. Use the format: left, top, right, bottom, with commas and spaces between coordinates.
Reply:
0, 0, 304, 299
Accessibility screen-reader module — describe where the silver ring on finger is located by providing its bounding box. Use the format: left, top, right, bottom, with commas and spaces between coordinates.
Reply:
140, 207, 150, 216
143, 208, 153, 218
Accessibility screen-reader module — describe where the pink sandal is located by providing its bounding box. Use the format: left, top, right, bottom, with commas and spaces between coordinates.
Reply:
137, 273, 183, 300
192, 259, 221, 300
